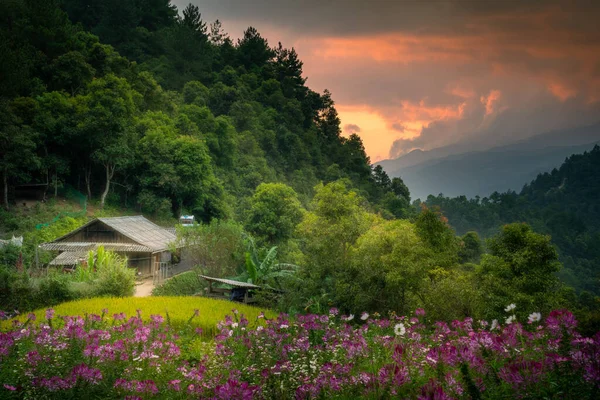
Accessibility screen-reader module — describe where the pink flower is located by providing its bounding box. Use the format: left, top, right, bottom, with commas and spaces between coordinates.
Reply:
415, 308, 426, 317
169, 380, 181, 391
3, 384, 17, 391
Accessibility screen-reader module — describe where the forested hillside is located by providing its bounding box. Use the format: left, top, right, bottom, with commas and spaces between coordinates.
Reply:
0, 0, 410, 223
423, 145, 600, 295
1, 0, 598, 335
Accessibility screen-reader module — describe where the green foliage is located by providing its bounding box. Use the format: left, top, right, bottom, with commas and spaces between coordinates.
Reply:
152, 269, 206, 296
342, 220, 434, 314
293, 181, 380, 311
0, 267, 36, 312
173, 219, 246, 278
477, 223, 563, 319
458, 231, 483, 263
245, 183, 304, 244
74, 246, 136, 297
238, 239, 298, 290
424, 145, 600, 297
0, 0, 397, 223
415, 206, 459, 268
36, 271, 77, 305
0, 244, 21, 269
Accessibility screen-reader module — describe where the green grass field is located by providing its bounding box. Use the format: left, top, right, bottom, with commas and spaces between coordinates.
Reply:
2, 296, 275, 336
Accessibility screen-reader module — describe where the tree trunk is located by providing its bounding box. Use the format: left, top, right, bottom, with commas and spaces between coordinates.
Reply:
85, 166, 92, 201
54, 171, 58, 198
99, 164, 114, 209
2, 171, 8, 210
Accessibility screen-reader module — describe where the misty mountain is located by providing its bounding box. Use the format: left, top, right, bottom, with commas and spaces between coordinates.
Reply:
378, 122, 600, 200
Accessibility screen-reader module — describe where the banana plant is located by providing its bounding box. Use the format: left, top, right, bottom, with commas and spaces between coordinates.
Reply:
238, 237, 298, 289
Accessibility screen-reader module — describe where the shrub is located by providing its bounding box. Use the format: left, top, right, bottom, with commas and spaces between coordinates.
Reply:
35, 272, 77, 306
0, 267, 36, 312
152, 270, 205, 296
72, 247, 136, 297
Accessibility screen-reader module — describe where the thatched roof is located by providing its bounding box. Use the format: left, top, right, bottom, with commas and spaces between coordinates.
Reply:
47, 216, 176, 253
48, 251, 88, 266
40, 242, 151, 252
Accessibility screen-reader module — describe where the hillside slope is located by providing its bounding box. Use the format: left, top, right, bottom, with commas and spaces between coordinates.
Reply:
424, 145, 600, 294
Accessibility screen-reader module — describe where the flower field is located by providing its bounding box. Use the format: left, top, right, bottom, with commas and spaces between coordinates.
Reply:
1, 304, 599, 399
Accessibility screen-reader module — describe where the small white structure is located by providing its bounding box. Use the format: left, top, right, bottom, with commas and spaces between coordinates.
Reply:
0, 236, 23, 249
179, 215, 195, 227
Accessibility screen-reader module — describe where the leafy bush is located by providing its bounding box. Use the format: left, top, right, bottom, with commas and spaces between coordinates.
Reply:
72, 247, 136, 297
35, 272, 77, 306
152, 270, 205, 296
0, 267, 37, 312
173, 219, 246, 278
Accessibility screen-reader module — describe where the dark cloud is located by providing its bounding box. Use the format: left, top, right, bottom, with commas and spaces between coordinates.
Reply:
173, 0, 600, 37
172, 0, 600, 160
343, 124, 361, 133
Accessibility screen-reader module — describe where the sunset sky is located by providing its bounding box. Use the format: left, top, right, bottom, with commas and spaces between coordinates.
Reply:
175, 0, 600, 162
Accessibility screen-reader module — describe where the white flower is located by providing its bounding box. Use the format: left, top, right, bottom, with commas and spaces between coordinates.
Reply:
528, 312, 542, 323
490, 319, 499, 330
360, 312, 369, 321
505, 303, 516, 312
280, 324, 289, 329
394, 323, 406, 336
505, 315, 516, 325
231, 323, 238, 328
343, 314, 354, 321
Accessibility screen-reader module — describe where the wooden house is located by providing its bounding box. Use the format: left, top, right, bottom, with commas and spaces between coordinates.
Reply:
40, 216, 178, 277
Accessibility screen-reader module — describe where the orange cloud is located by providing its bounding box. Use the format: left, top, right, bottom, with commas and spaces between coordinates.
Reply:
283, 4, 600, 160
547, 83, 577, 102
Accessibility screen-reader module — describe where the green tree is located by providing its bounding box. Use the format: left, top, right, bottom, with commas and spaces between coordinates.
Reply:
415, 205, 459, 268
173, 219, 246, 278
295, 181, 380, 309
237, 27, 274, 70
245, 183, 304, 244
78, 75, 139, 208
0, 101, 39, 210
458, 231, 483, 264
478, 223, 563, 318
343, 219, 434, 314
180, 4, 207, 36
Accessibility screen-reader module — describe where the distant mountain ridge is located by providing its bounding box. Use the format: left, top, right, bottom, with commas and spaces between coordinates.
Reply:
377, 122, 600, 200
424, 144, 600, 295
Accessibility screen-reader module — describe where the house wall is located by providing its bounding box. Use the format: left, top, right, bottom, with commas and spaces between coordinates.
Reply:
125, 252, 152, 275
63, 221, 135, 244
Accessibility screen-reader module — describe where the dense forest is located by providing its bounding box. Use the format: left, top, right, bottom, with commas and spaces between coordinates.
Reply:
423, 145, 600, 296
0, 0, 598, 335
0, 0, 410, 222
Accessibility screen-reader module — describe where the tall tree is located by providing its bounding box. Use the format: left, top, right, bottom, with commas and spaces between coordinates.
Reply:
77, 75, 139, 208
0, 101, 39, 210
209, 19, 228, 45
180, 3, 207, 37
237, 27, 274, 70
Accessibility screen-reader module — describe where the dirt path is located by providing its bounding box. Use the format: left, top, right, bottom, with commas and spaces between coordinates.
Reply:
134, 278, 155, 297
